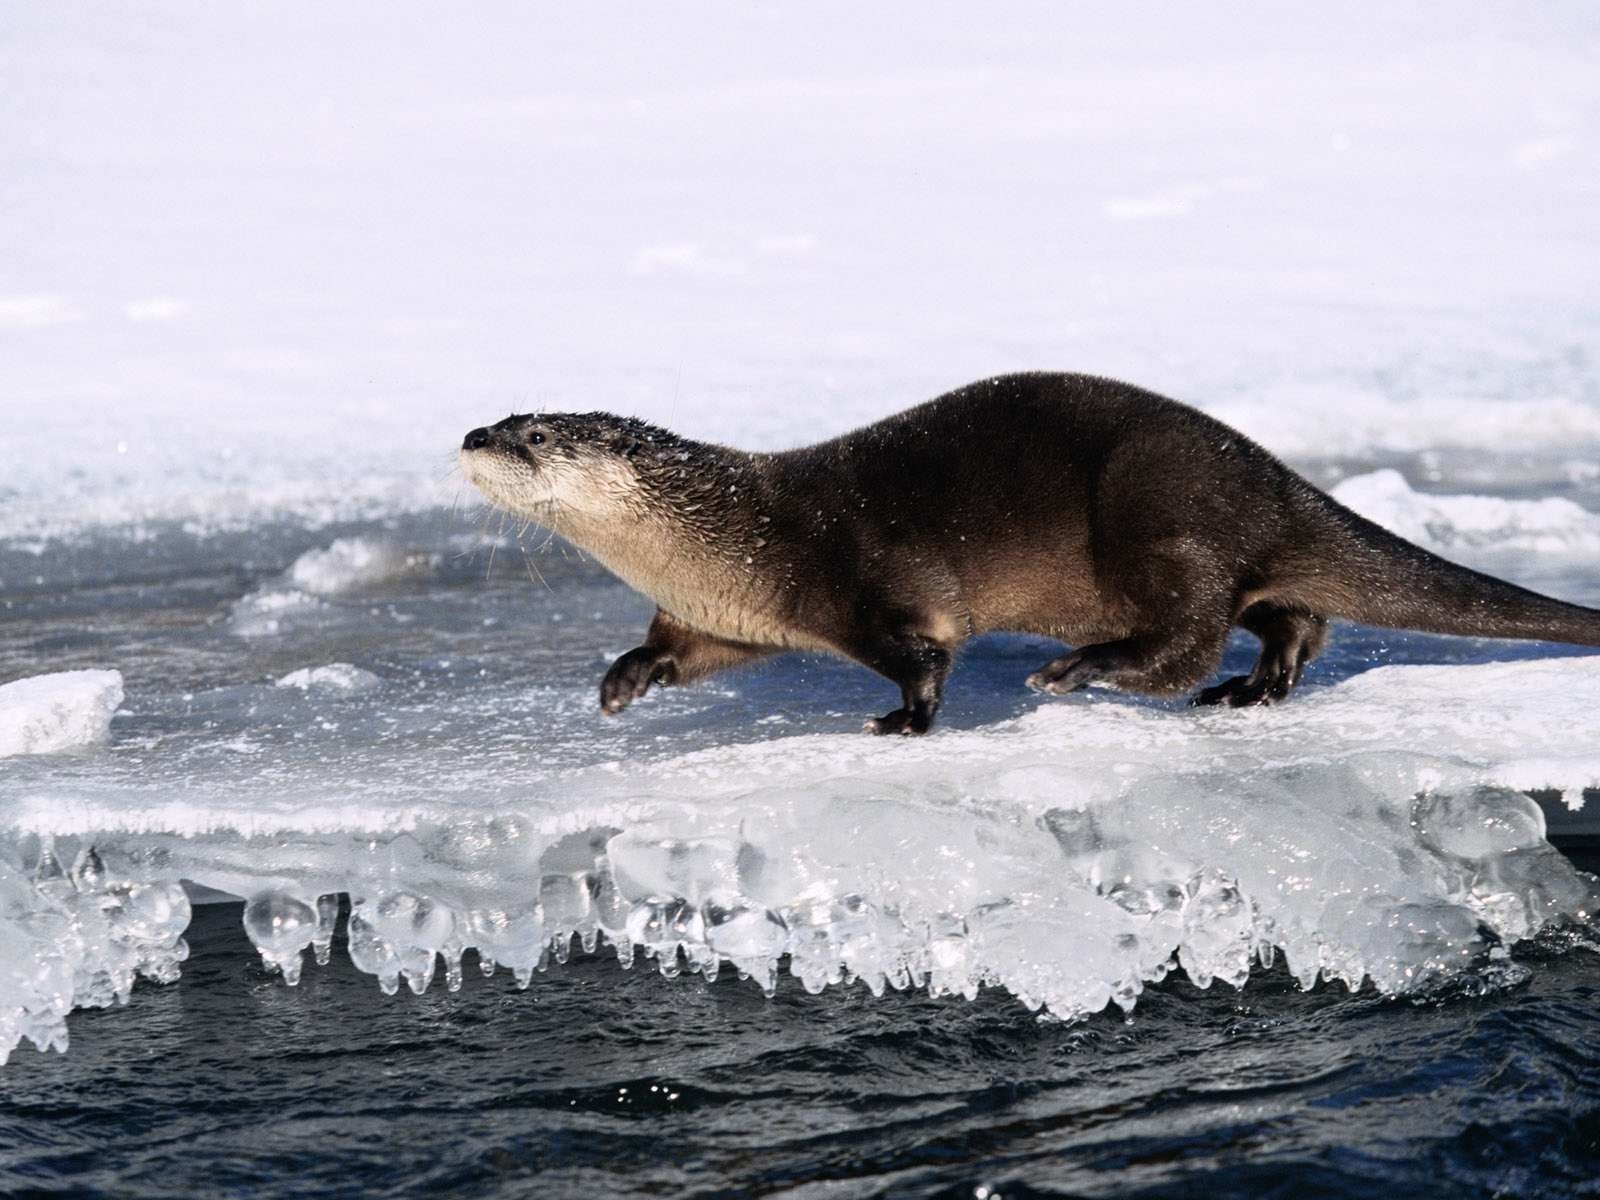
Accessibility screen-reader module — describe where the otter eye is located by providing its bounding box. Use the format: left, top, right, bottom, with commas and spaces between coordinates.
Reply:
530, 432, 546, 445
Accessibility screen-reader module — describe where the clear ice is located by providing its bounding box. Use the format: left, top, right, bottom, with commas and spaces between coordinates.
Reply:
0, 843, 189, 1062
3, 754, 1596, 1064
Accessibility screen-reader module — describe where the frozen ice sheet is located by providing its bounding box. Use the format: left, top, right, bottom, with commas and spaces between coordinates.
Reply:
4, 655, 1600, 1064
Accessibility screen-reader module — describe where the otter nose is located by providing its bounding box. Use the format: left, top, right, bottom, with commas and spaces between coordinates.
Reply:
462, 428, 491, 451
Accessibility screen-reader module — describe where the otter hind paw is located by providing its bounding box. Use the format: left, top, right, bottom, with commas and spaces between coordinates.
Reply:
1191, 674, 1273, 708
1025, 649, 1098, 696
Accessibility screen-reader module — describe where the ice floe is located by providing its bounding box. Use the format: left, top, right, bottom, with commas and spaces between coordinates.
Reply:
286, 538, 424, 596
0, 671, 123, 759
4, 0, 1600, 1071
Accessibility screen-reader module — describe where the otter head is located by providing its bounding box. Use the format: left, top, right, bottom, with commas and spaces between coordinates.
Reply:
457, 412, 675, 531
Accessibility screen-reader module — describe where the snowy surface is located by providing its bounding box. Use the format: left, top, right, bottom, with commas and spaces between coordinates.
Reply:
3, 3, 1600, 1061
0, 672, 123, 759
6, 652, 1600, 837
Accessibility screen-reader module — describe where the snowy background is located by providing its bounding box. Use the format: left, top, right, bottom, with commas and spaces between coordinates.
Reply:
4, 3, 1600, 540
3, 3, 1600, 1059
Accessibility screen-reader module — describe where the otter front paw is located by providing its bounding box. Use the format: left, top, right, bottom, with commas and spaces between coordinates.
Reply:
863, 707, 930, 736
600, 648, 675, 715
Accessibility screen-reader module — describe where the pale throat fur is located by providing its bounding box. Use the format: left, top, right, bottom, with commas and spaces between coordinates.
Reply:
461, 439, 802, 649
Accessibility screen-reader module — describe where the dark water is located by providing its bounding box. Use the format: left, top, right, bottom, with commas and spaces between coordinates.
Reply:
3, 899, 1598, 1199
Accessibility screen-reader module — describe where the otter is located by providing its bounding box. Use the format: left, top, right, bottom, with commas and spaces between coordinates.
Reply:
459, 372, 1600, 735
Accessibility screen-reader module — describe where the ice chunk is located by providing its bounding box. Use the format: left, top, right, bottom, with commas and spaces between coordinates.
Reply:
226, 586, 326, 638
242, 893, 319, 984
228, 537, 427, 637
274, 664, 382, 694
463, 903, 545, 978
286, 537, 419, 595
0, 670, 123, 758
347, 893, 457, 996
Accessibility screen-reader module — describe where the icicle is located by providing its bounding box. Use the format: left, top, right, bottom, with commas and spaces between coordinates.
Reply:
312, 894, 340, 966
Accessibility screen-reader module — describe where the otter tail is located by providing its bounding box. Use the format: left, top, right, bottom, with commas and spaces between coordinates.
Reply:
1278, 490, 1600, 647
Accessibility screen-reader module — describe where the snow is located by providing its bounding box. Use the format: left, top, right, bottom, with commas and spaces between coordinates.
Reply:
0, 672, 123, 759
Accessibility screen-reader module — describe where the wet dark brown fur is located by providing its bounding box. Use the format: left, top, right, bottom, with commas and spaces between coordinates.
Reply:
460, 372, 1600, 735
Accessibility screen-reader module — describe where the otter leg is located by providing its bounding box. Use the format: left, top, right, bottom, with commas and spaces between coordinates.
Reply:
600, 610, 770, 716
848, 632, 953, 736
1027, 640, 1150, 695
1026, 551, 1235, 699
1192, 602, 1329, 708
1025, 626, 1232, 697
